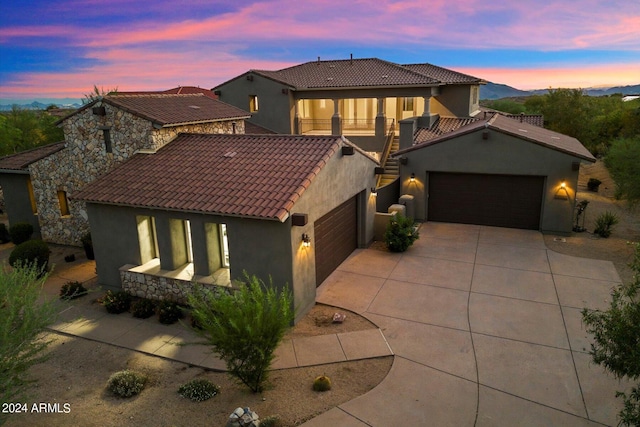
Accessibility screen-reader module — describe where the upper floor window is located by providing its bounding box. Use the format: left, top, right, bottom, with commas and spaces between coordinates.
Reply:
249, 95, 259, 112
402, 97, 415, 112
472, 87, 479, 105
102, 128, 112, 153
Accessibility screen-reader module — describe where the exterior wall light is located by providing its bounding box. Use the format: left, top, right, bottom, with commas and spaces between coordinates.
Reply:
560, 181, 566, 188
555, 181, 569, 200
371, 188, 377, 196
302, 233, 311, 247
410, 173, 415, 182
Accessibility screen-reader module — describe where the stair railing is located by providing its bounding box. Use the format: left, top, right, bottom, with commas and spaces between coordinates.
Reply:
376, 120, 396, 188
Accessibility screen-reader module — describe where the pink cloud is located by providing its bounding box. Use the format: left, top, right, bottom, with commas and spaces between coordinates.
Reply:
458, 63, 640, 90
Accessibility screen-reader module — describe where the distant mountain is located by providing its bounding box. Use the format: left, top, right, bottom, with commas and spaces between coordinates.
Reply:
0, 99, 82, 111
481, 82, 640, 100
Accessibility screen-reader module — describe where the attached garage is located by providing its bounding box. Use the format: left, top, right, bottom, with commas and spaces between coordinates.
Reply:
314, 196, 358, 286
428, 173, 544, 230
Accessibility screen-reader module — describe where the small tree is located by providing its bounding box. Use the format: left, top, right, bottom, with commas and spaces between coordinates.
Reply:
582, 242, 640, 426
187, 273, 294, 393
0, 264, 57, 423
83, 85, 118, 104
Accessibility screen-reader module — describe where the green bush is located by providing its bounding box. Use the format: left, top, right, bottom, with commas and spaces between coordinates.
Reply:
8, 240, 50, 272
594, 211, 619, 238
102, 290, 132, 314
131, 298, 156, 319
605, 137, 640, 205
9, 222, 34, 245
0, 223, 11, 243
312, 375, 332, 392
107, 370, 147, 398
583, 242, 640, 426
187, 273, 294, 393
157, 300, 184, 324
384, 214, 419, 252
260, 415, 282, 427
59, 281, 88, 300
177, 378, 220, 402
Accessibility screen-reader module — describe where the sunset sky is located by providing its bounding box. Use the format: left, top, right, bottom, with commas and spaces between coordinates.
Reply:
1, 0, 639, 101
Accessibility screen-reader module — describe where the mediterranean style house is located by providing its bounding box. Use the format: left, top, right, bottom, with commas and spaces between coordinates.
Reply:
0, 93, 250, 245
212, 57, 485, 153
73, 133, 378, 321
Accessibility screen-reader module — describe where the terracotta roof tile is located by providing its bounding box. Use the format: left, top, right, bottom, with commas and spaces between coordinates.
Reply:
253, 58, 440, 89
73, 134, 371, 222
402, 63, 484, 84
0, 141, 65, 171
414, 117, 478, 143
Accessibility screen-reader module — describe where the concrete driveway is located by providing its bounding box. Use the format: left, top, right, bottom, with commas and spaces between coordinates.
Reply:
303, 222, 628, 427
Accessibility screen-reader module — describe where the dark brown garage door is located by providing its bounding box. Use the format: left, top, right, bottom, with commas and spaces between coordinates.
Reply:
428, 173, 544, 230
314, 196, 358, 286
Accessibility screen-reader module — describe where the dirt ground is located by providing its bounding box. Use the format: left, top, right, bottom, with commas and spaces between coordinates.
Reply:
6, 304, 391, 427
543, 160, 640, 285
4, 160, 638, 427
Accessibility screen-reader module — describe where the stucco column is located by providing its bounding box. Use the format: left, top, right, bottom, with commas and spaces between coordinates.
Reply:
331, 98, 342, 135
375, 97, 386, 137
155, 217, 187, 271
293, 99, 301, 134
422, 96, 431, 116
189, 218, 211, 277
420, 95, 439, 128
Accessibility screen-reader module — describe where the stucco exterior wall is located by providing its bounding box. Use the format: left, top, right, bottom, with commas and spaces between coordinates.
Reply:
216, 74, 293, 133
0, 173, 40, 235
399, 129, 582, 234
32, 105, 243, 245
288, 141, 378, 320
86, 203, 294, 299
431, 85, 479, 118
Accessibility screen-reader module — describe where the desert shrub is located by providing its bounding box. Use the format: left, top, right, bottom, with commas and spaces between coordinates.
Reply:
594, 211, 619, 238
583, 242, 640, 426
605, 137, 640, 205
177, 378, 220, 402
384, 213, 419, 252
102, 290, 131, 314
107, 369, 147, 398
187, 272, 294, 393
0, 264, 56, 417
59, 281, 88, 300
9, 222, 33, 245
312, 375, 332, 392
260, 415, 282, 427
131, 298, 156, 319
8, 239, 49, 272
0, 223, 10, 243
157, 300, 184, 324
587, 178, 602, 191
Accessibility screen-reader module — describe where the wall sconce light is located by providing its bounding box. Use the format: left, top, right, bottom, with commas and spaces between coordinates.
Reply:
371, 187, 377, 196
410, 173, 415, 182
302, 233, 311, 247
555, 181, 569, 200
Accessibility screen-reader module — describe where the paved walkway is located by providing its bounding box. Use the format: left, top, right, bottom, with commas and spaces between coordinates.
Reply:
302, 223, 628, 426
8, 222, 629, 426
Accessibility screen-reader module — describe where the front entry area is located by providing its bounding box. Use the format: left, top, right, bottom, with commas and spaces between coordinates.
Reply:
427, 172, 544, 230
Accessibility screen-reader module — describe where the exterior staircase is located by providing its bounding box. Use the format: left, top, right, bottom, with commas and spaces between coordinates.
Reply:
378, 136, 400, 187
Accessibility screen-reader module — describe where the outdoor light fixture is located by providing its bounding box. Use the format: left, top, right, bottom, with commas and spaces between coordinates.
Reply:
371, 188, 377, 196
410, 173, 415, 182
560, 181, 566, 188
302, 233, 311, 247
555, 181, 569, 200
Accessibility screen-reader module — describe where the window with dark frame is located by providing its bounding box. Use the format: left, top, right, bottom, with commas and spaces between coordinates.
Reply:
249, 95, 259, 112
103, 129, 112, 153
57, 190, 70, 216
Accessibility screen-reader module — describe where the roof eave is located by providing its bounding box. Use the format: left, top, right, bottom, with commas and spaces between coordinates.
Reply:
160, 115, 252, 128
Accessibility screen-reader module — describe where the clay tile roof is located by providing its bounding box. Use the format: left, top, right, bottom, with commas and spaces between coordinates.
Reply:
244, 121, 278, 134
402, 63, 485, 84
73, 134, 369, 221
103, 93, 250, 126
0, 141, 65, 171
117, 86, 218, 99
396, 114, 595, 162
479, 107, 544, 127
414, 117, 479, 143
253, 58, 440, 89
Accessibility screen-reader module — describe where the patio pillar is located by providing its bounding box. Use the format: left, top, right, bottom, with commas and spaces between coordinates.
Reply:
293, 100, 301, 134
155, 218, 188, 271
331, 98, 342, 135
189, 218, 212, 277
420, 95, 439, 128
375, 97, 386, 137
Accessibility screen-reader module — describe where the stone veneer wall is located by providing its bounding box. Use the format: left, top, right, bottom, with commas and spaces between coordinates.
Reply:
30, 102, 244, 245
120, 267, 231, 304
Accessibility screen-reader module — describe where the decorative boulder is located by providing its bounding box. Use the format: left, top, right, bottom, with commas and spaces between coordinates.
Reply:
226, 407, 259, 427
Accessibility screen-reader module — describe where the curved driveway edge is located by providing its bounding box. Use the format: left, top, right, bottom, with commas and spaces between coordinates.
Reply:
305, 222, 629, 427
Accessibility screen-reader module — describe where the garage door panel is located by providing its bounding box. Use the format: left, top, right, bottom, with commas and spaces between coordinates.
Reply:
314, 197, 357, 286
428, 173, 543, 230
